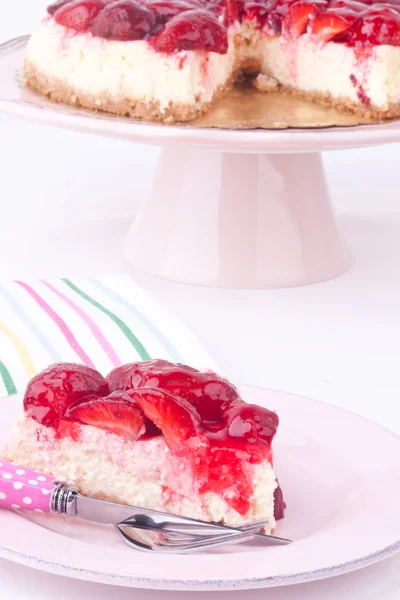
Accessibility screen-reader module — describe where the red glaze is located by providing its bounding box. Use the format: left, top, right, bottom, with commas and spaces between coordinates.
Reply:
347, 7, 400, 45
54, 0, 107, 31
25, 360, 283, 517
90, 0, 157, 40
349, 73, 371, 103
244, 2, 269, 27
145, 0, 202, 24
329, 0, 366, 11
24, 362, 109, 426
225, 403, 279, 446
150, 9, 229, 52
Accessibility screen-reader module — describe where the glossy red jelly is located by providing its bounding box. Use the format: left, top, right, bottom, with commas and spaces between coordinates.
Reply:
25, 359, 283, 518
150, 8, 229, 52
48, 0, 400, 49
89, 0, 157, 40
24, 363, 109, 426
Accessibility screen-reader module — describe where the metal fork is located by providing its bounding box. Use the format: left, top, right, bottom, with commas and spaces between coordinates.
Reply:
117, 518, 291, 553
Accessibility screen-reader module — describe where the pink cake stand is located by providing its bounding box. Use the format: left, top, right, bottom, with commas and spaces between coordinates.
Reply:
2, 35, 400, 287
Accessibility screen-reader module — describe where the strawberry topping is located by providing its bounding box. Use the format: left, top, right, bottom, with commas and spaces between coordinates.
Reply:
47, 0, 400, 48
310, 8, 358, 41
150, 9, 229, 53
226, 403, 279, 446
347, 7, 400, 45
25, 360, 283, 518
123, 387, 205, 450
107, 359, 241, 422
90, 0, 157, 40
283, 0, 326, 35
54, 0, 107, 31
24, 362, 109, 426
66, 392, 146, 440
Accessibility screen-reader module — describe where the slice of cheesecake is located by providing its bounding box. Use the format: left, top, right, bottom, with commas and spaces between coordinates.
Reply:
3, 360, 284, 532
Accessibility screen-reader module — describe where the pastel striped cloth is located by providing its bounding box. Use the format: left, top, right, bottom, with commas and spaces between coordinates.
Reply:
0, 275, 216, 397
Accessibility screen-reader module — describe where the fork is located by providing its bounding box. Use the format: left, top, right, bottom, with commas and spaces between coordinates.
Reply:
117, 521, 274, 553
117, 515, 291, 552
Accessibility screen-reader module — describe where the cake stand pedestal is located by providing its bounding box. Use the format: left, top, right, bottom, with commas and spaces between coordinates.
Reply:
2, 36, 400, 287
124, 149, 349, 287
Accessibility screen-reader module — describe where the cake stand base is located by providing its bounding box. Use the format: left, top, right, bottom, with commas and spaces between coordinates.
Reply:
124, 149, 350, 288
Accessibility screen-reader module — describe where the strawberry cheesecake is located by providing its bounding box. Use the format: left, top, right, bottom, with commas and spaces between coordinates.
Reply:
3, 360, 285, 532
24, 0, 400, 122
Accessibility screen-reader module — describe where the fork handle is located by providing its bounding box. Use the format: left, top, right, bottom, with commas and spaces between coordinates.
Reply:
0, 459, 54, 512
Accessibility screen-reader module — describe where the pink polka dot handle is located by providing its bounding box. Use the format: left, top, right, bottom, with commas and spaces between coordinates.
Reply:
0, 459, 54, 513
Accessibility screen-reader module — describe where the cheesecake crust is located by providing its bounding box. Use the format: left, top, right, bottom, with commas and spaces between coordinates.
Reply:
24, 59, 233, 124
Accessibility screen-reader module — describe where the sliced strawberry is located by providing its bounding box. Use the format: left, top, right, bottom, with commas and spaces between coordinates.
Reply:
150, 9, 229, 53
310, 8, 358, 41
54, 0, 107, 31
123, 388, 205, 451
66, 392, 146, 441
283, 0, 326, 35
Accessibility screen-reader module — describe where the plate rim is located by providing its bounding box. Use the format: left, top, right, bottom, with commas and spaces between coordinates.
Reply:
0, 385, 399, 590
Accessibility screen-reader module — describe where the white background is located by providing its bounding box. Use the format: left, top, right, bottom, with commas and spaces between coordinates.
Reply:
0, 1, 399, 598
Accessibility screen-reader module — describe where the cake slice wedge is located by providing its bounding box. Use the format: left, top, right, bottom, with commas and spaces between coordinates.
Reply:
3, 360, 284, 533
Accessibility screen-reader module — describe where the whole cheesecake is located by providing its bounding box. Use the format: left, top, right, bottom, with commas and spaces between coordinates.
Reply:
3, 360, 285, 532
25, 0, 400, 122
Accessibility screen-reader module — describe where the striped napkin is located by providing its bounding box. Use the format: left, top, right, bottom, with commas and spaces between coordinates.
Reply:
0, 275, 216, 396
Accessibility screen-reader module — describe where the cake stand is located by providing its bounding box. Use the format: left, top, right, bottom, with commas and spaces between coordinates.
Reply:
2, 36, 400, 287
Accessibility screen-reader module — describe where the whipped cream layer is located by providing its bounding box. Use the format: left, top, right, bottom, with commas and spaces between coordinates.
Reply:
4, 416, 278, 532
25, 18, 237, 112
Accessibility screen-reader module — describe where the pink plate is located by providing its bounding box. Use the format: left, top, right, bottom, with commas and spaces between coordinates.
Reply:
0, 386, 399, 590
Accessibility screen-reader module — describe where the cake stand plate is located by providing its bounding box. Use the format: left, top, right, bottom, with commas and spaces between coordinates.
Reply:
2, 36, 400, 287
